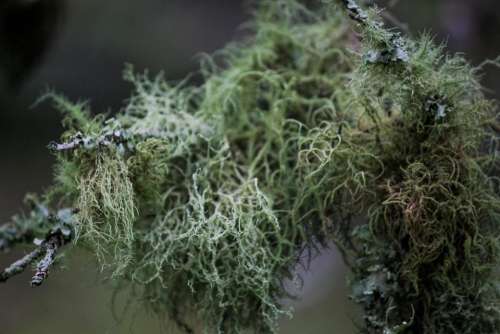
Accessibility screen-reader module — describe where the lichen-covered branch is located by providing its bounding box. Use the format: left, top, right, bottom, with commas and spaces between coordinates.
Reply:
0, 248, 43, 283
1, 1, 499, 333
48, 130, 130, 153
0, 206, 74, 286
0, 197, 48, 251
342, 0, 369, 24
341, 0, 409, 64
30, 231, 67, 286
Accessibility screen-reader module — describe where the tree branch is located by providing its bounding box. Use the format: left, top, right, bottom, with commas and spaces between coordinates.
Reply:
0, 248, 43, 283
0, 207, 74, 286
340, 0, 409, 64
31, 231, 67, 286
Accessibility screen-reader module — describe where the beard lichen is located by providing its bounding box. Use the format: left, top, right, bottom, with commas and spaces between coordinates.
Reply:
1, 0, 500, 333
76, 149, 137, 276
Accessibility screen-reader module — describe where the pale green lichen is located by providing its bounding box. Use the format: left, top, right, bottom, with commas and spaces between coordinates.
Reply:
43, 2, 356, 331
2, 0, 500, 333
76, 149, 136, 276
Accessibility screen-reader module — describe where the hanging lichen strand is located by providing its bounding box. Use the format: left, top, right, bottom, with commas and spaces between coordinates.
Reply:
1, 0, 499, 333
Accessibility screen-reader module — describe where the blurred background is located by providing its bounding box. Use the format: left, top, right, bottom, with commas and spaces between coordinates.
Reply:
0, 0, 499, 333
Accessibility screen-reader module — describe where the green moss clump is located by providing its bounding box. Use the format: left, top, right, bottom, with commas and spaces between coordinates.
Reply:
4, 0, 500, 333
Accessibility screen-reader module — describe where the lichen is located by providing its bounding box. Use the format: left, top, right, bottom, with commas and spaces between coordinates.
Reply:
1, 0, 499, 333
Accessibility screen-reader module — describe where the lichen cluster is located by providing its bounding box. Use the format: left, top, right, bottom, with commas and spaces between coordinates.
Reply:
1, 0, 499, 333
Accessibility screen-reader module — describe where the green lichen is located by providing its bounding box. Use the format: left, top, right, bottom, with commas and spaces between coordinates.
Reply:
326, 3, 500, 333
76, 149, 136, 276
38, 2, 357, 332
2, 0, 500, 333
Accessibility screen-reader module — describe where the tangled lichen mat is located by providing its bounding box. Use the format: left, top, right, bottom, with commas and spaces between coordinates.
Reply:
1, 1, 499, 333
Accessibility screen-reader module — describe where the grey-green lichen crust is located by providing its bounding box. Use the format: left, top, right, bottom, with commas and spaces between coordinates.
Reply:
2, 0, 499, 333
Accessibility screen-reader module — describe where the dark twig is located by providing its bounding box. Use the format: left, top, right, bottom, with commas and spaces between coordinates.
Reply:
342, 0, 369, 25
31, 232, 65, 286
0, 207, 75, 286
0, 227, 71, 286
48, 129, 129, 153
340, 0, 409, 64
0, 248, 43, 282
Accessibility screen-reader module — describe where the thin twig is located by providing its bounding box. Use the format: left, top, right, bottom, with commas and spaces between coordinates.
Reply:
31, 233, 64, 286
0, 248, 43, 282
0, 207, 74, 286
340, 0, 409, 64
48, 130, 129, 153
0, 229, 70, 286
341, 0, 370, 25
